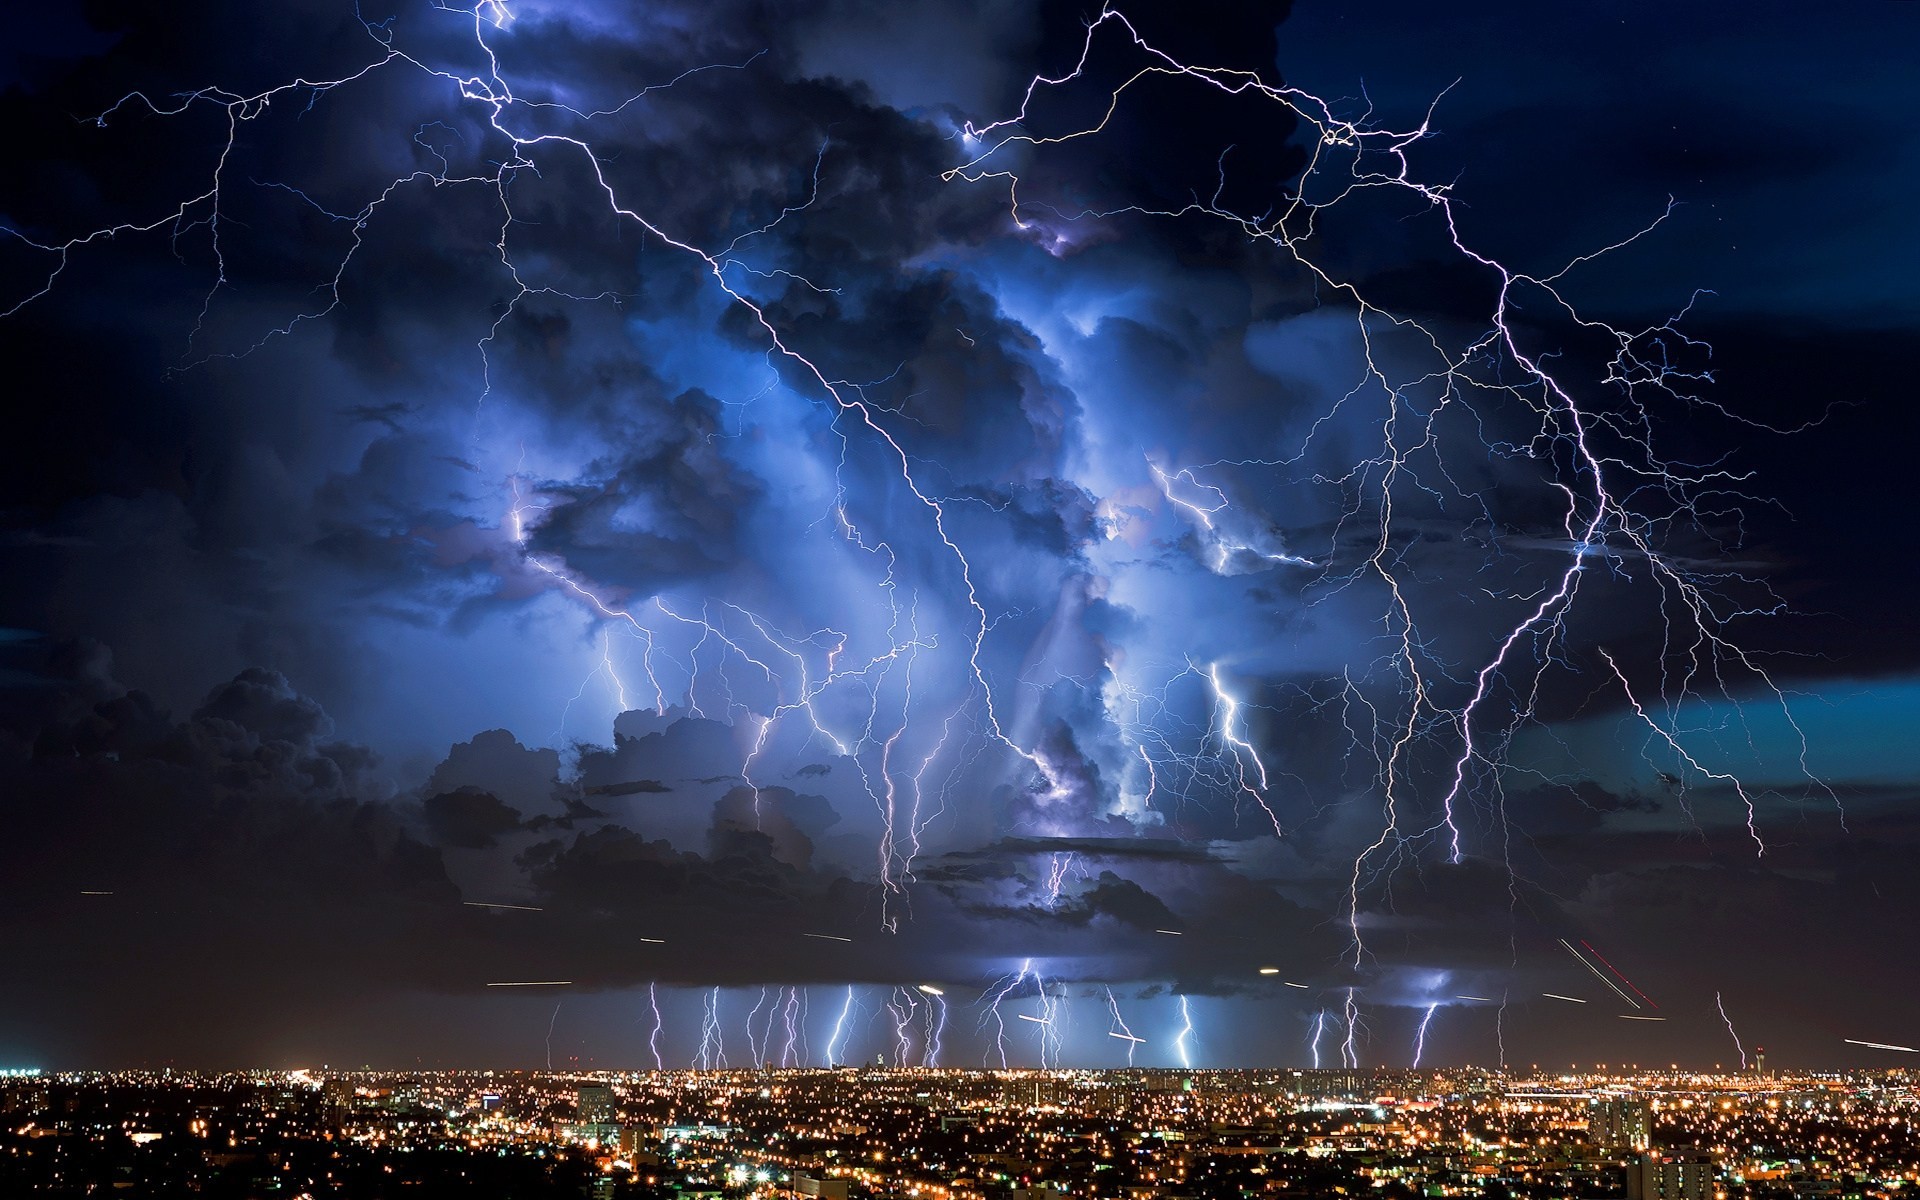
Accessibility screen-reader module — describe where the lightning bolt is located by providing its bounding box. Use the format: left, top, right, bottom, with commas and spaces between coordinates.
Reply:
1105, 987, 1143, 1066
886, 987, 918, 1067
1412, 1003, 1438, 1069
779, 987, 807, 1068
1341, 989, 1362, 1069
920, 988, 949, 1068
1173, 995, 1194, 1069
746, 986, 771, 1067
697, 987, 727, 1070
1715, 991, 1748, 1071
646, 983, 664, 1071
825, 985, 856, 1067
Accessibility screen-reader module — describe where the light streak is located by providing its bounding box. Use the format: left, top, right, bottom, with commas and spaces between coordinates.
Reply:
79, 890, 114, 896
1283, 981, 1310, 990
1154, 929, 1182, 937
1258, 967, 1280, 975
1619, 1015, 1667, 1022
804, 933, 854, 943
1541, 993, 1588, 1004
464, 901, 544, 911
1411, 1003, 1438, 1068
1845, 1039, 1918, 1054
1715, 991, 1748, 1070
1457, 995, 1492, 1002
487, 981, 571, 987
916, 984, 944, 996
1559, 938, 1639, 1008
1579, 939, 1658, 1009
979, 959, 1058, 1067
1105, 988, 1142, 1067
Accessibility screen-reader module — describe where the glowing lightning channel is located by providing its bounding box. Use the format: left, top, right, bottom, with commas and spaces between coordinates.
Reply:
922, 989, 948, 1067
696, 987, 727, 1071
780, 987, 809, 1068
1308, 1010, 1327, 1069
887, 987, 918, 1067
1173, 995, 1194, 1069
825, 986, 856, 1067
646, 983, 665, 1071
1341, 989, 1362, 1069
1412, 1003, 1439, 1069
1716, 991, 1749, 1071
746, 986, 771, 1066
1105, 988, 1144, 1066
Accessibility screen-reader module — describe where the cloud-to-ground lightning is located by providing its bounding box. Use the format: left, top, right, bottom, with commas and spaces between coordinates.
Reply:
1105, 988, 1144, 1066
1716, 991, 1748, 1070
1340, 989, 1362, 1068
825, 986, 856, 1067
646, 983, 665, 1071
922, 989, 948, 1067
779, 987, 809, 1068
1411, 1003, 1438, 1068
697, 987, 728, 1070
1173, 996, 1195, 1069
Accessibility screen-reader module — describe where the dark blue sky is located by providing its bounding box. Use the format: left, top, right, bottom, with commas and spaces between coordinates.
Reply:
0, 0, 1915, 1071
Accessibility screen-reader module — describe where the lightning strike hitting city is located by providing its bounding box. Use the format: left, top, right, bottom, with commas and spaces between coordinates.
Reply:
2, 1, 1917, 1197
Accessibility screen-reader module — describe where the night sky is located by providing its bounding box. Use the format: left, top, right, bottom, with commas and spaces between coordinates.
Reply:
2, 0, 1917, 1072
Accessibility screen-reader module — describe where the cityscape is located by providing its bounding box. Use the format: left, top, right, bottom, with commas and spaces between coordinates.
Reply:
7, 1064, 1920, 1198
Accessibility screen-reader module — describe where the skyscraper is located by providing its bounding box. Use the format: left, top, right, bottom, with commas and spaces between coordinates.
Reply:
1590, 1098, 1653, 1153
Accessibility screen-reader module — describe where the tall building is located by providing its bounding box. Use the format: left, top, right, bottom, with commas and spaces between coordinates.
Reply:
1754, 1046, 1767, 1078
1627, 1154, 1712, 1200
576, 1084, 615, 1124
1590, 1098, 1653, 1152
